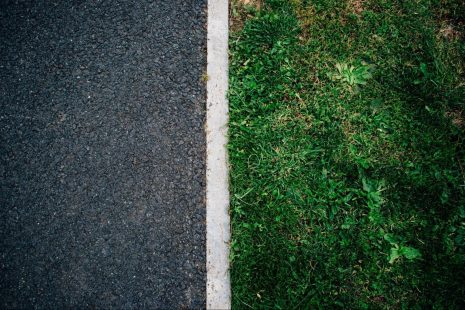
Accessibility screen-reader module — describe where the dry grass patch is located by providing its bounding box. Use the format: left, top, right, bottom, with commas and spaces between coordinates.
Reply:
292, 0, 316, 41
445, 109, 464, 128
230, 0, 261, 32
438, 22, 462, 40
349, 0, 365, 16
237, 0, 261, 9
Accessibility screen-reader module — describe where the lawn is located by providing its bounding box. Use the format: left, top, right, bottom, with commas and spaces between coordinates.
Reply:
228, 0, 465, 308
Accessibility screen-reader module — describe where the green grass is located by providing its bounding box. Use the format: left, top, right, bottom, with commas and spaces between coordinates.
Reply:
228, 0, 465, 308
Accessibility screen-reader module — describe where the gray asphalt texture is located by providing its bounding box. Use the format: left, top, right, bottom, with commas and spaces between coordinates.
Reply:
0, 1, 207, 308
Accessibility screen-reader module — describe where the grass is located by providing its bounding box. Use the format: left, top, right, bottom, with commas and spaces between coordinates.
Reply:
228, 0, 465, 308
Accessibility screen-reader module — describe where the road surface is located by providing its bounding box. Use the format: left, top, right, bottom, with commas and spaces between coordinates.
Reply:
0, 0, 207, 308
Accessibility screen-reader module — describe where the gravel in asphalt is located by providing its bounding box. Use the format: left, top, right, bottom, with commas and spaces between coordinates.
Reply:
0, 1, 207, 308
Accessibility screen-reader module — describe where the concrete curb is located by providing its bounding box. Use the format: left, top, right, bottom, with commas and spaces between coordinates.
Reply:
206, 0, 230, 309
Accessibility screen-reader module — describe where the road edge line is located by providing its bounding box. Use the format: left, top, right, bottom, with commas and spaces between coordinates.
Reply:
206, 0, 230, 309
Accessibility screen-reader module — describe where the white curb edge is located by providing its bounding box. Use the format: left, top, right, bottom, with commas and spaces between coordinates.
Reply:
206, 0, 230, 309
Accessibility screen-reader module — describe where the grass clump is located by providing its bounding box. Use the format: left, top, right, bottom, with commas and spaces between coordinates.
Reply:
229, 0, 465, 308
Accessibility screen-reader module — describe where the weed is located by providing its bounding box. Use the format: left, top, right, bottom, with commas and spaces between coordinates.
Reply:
330, 62, 374, 91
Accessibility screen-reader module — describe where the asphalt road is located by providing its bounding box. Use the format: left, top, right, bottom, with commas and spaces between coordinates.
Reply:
0, 1, 207, 308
